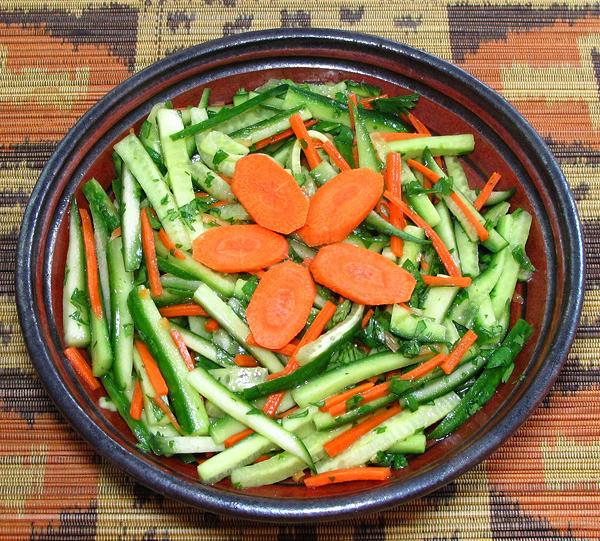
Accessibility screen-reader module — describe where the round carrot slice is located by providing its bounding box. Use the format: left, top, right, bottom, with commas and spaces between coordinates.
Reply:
309, 242, 416, 305
246, 261, 316, 349
232, 154, 309, 234
192, 224, 288, 273
298, 168, 384, 247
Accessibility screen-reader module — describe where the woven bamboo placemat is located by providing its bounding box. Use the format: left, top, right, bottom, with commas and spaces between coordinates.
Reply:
1, 1, 599, 539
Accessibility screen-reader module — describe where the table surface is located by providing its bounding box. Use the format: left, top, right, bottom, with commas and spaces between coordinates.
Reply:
1, 1, 599, 539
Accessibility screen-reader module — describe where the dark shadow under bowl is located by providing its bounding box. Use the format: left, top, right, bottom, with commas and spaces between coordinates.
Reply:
16, 29, 584, 521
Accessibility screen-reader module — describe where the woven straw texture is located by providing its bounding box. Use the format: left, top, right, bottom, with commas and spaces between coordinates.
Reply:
1, 1, 599, 539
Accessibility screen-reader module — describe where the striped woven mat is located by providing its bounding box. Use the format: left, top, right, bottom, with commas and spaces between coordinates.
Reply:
1, 1, 599, 539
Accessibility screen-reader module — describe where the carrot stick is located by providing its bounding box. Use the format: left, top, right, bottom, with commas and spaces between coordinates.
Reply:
192, 224, 288, 273
254, 455, 271, 464
304, 467, 391, 487
153, 396, 182, 432
441, 329, 479, 374
361, 308, 375, 329
384, 191, 462, 277
159, 303, 209, 318
473, 172, 502, 211
204, 319, 219, 333
449, 192, 489, 241
290, 113, 321, 170
358, 94, 388, 108
385, 151, 406, 257
129, 380, 144, 420
299, 168, 384, 247
170, 329, 195, 371
246, 261, 316, 349
262, 393, 282, 417
405, 112, 431, 135
246, 334, 298, 356
327, 380, 392, 417
134, 340, 168, 396
400, 352, 447, 380
323, 404, 403, 457
140, 208, 163, 297
110, 227, 122, 240
348, 93, 358, 133
263, 300, 338, 413
64, 347, 100, 390
224, 427, 254, 448
158, 228, 177, 252
234, 354, 258, 367
373, 132, 428, 142
314, 140, 351, 171
254, 119, 318, 150
421, 275, 472, 288
321, 382, 375, 412
78, 208, 103, 319
406, 159, 441, 183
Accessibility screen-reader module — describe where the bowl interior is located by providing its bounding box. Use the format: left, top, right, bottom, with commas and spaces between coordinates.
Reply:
21, 32, 580, 518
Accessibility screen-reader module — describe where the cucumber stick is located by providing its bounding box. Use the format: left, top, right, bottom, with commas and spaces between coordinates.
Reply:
401, 159, 440, 227
114, 134, 191, 250
63, 200, 91, 347
296, 304, 364, 366
316, 393, 460, 472
187, 367, 314, 470
350, 100, 380, 171
152, 434, 224, 456
384, 134, 475, 159
229, 106, 312, 145
198, 407, 315, 484
193, 283, 284, 373
433, 201, 459, 267
107, 237, 134, 389
157, 108, 196, 207
387, 433, 427, 454
169, 323, 234, 367
230, 425, 347, 488
443, 156, 477, 202
120, 166, 142, 272
128, 286, 209, 435
390, 304, 447, 343
292, 351, 418, 407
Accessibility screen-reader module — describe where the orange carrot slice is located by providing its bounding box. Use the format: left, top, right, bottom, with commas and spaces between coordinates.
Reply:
64, 347, 100, 390
441, 329, 478, 374
323, 404, 403, 457
129, 380, 144, 420
298, 168, 384, 246
192, 224, 288, 273
246, 261, 316, 349
309, 243, 416, 305
159, 304, 209, 318
304, 467, 391, 487
473, 172, 502, 211
232, 154, 309, 234
78, 208, 103, 319
421, 275, 472, 288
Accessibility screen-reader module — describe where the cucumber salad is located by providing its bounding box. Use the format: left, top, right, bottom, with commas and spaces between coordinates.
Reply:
62, 79, 534, 489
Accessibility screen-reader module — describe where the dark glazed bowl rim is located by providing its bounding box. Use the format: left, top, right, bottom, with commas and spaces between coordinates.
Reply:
16, 29, 584, 521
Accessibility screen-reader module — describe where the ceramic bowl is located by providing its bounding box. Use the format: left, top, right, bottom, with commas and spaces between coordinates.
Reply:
16, 29, 584, 521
